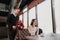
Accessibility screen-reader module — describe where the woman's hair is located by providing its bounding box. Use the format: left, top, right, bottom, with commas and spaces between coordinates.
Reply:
30, 19, 37, 27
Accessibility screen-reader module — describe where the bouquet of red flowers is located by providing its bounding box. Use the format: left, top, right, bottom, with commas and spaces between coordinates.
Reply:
16, 20, 24, 30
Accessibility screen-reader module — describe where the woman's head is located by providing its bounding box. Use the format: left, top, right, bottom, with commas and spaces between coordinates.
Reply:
30, 19, 38, 27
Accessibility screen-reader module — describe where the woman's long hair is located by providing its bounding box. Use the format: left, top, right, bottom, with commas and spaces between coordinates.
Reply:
30, 19, 37, 27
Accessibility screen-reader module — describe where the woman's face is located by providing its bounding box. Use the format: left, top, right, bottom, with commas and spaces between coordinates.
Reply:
33, 20, 37, 26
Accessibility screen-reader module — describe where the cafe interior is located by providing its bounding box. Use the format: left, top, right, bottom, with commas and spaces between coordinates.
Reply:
0, 0, 60, 40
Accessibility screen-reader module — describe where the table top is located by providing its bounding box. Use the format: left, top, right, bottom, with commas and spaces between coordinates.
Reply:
26, 34, 60, 40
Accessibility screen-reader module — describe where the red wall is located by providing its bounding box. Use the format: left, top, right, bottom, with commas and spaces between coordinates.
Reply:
18, 0, 45, 15
28, 0, 44, 10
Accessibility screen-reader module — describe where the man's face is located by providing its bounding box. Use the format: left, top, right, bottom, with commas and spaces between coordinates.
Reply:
14, 9, 20, 15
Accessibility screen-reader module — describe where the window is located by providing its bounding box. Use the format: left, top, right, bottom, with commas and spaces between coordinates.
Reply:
23, 7, 28, 13
37, 0, 53, 34
55, 0, 60, 34
29, 7, 36, 26
23, 12, 27, 28
19, 15, 22, 21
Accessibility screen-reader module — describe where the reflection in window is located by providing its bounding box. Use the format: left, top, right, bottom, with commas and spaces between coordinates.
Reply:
29, 7, 36, 26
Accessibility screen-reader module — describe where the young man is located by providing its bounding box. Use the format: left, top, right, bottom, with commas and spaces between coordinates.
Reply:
7, 7, 20, 40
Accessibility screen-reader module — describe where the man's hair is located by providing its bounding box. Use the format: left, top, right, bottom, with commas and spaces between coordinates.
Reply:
14, 6, 20, 10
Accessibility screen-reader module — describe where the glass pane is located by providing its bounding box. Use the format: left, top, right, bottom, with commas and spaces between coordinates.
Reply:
19, 15, 22, 21
29, 7, 36, 26
37, 0, 53, 34
23, 12, 27, 28
55, 0, 60, 34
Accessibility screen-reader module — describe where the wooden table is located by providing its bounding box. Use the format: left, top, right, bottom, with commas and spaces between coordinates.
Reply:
26, 34, 60, 40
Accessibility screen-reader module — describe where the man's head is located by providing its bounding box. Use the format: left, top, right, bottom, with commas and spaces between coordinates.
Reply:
13, 7, 20, 15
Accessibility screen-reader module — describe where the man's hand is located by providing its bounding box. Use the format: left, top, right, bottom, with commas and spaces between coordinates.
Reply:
12, 26, 16, 30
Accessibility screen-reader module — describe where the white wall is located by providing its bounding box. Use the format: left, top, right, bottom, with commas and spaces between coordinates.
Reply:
55, 0, 60, 34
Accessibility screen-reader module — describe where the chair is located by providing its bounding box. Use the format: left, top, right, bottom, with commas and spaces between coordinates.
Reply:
15, 29, 31, 40
39, 28, 43, 35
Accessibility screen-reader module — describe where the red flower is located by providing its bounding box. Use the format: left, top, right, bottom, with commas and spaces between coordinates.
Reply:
16, 20, 24, 29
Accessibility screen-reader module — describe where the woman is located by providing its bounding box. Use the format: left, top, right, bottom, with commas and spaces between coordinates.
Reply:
28, 19, 38, 35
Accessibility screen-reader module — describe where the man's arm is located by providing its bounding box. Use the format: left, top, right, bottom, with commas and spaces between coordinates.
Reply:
7, 14, 13, 29
7, 14, 18, 30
